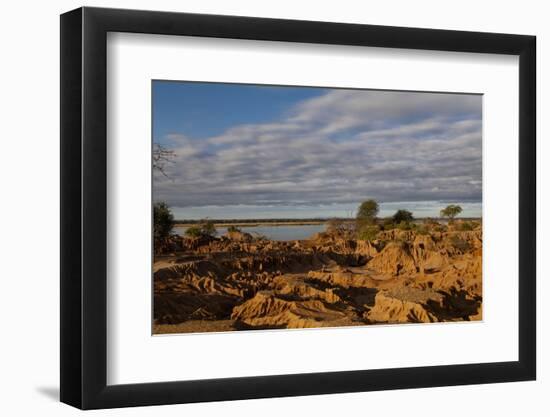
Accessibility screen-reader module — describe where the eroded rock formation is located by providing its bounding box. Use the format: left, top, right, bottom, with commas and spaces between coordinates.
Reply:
153, 224, 482, 333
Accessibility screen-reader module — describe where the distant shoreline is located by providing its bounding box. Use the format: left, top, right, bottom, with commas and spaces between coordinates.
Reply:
174, 220, 327, 227
174, 217, 482, 228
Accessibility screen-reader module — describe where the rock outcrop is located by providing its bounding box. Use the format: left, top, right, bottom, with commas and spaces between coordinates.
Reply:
231, 291, 349, 329
366, 288, 443, 323
367, 242, 417, 276
153, 226, 482, 333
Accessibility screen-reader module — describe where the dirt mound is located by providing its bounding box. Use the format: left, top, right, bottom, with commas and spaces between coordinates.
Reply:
354, 239, 379, 257
366, 288, 443, 323
367, 242, 417, 276
154, 293, 239, 324
272, 275, 342, 303
377, 229, 417, 242
365, 284, 481, 324
416, 254, 482, 293
307, 269, 378, 289
231, 291, 350, 329
437, 231, 482, 256
409, 235, 449, 273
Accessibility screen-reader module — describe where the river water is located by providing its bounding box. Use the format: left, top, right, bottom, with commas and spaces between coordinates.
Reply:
173, 224, 327, 241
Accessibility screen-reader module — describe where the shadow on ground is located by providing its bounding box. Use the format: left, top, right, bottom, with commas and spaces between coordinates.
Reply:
36, 386, 59, 401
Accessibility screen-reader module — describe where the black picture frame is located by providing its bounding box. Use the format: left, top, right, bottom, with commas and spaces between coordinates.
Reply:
60, 6, 536, 410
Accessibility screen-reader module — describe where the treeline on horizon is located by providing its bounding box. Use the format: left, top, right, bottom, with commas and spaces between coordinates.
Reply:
175, 216, 482, 224
155, 200, 480, 253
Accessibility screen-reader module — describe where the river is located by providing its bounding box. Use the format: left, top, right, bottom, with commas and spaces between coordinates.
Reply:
173, 223, 327, 241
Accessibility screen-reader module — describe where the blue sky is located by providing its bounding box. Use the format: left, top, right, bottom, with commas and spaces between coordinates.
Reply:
153, 81, 326, 141
152, 81, 482, 219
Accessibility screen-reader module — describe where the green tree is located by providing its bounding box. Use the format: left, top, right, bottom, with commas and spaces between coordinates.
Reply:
355, 200, 380, 241
392, 209, 414, 224
153, 202, 174, 242
356, 199, 379, 225
440, 204, 463, 220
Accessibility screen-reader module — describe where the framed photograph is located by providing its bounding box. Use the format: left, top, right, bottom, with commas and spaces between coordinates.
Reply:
60, 7, 536, 409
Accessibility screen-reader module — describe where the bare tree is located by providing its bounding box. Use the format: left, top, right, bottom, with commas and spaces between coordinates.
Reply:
152, 143, 175, 178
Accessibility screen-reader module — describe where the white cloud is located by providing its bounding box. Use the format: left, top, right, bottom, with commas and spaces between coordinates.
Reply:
154, 89, 482, 211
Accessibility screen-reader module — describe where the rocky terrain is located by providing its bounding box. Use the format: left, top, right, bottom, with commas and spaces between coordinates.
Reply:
153, 222, 482, 334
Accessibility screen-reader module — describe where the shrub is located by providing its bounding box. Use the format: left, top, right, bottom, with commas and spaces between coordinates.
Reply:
382, 218, 394, 230
227, 225, 241, 233
327, 218, 357, 237
392, 209, 414, 224
395, 221, 413, 230
450, 235, 471, 251
201, 220, 217, 237
357, 225, 379, 241
184, 219, 217, 238
415, 225, 429, 235
153, 202, 174, 242
184, 225, 203, 238
327, 218, 345, 235
153, 202, 175, 254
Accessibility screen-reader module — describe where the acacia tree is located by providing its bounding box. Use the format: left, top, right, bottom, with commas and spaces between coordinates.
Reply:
440, 204, 463, 220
